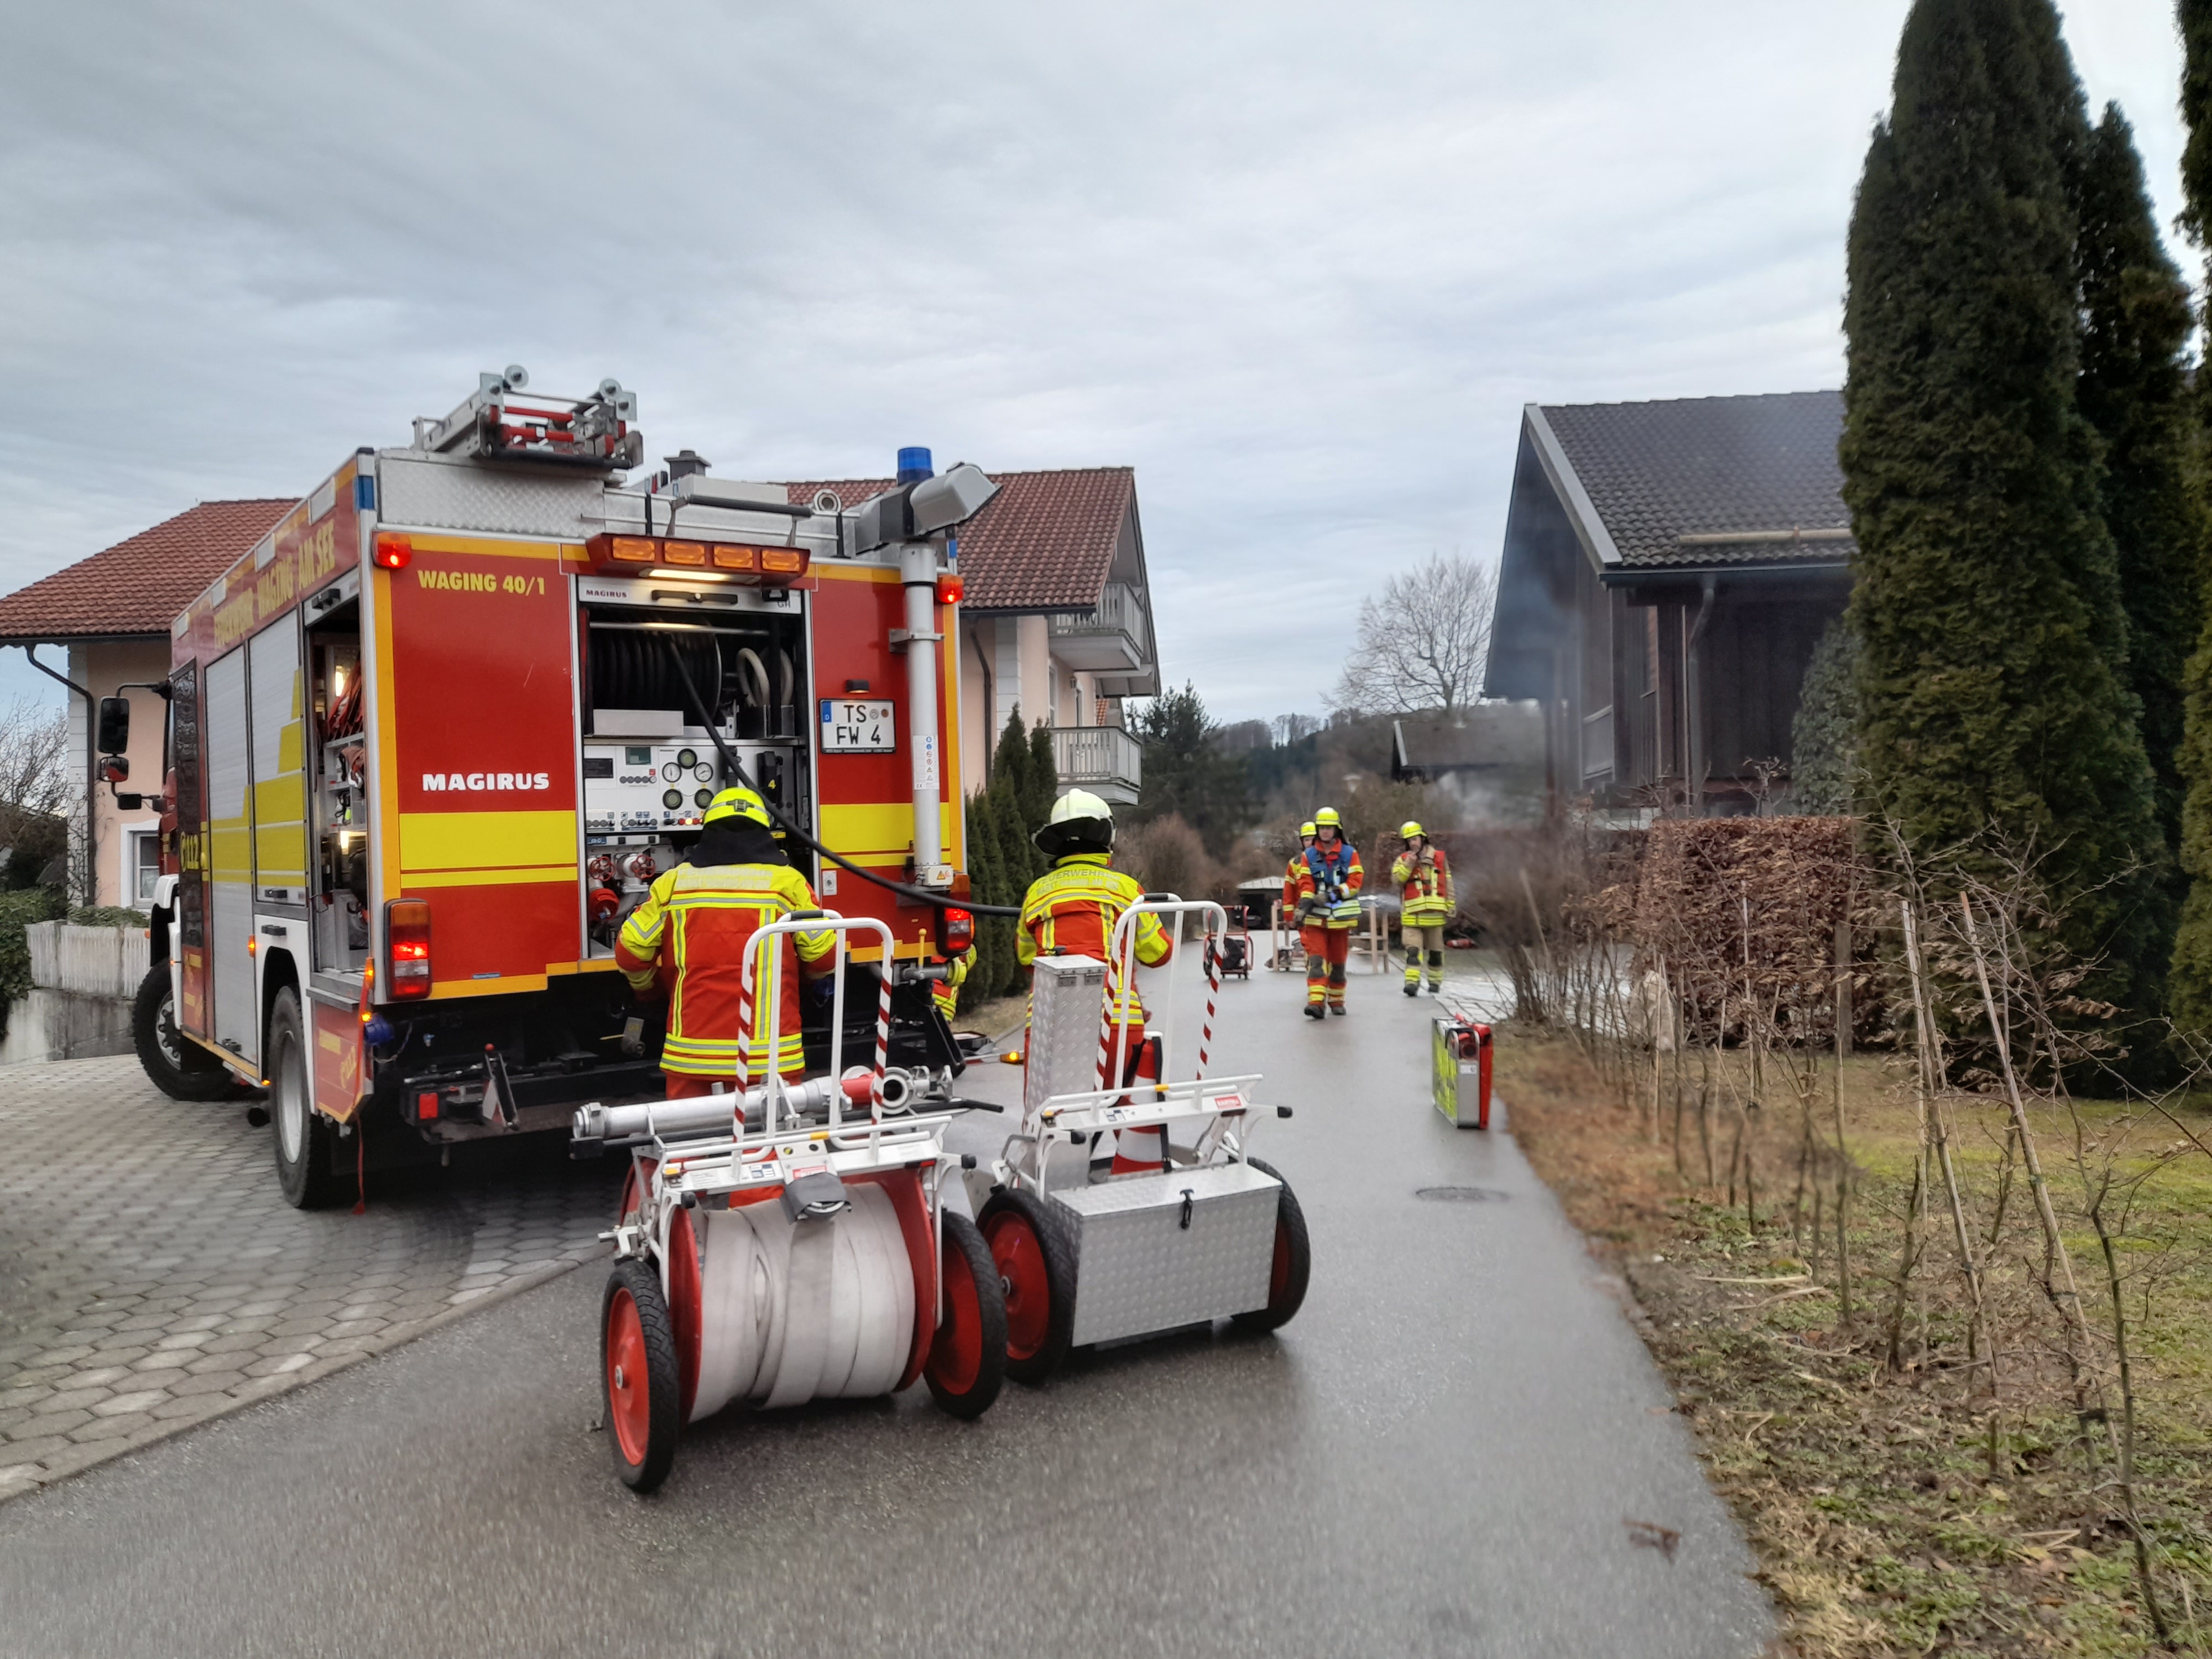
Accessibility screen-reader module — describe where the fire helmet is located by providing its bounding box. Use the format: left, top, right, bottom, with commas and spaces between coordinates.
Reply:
1400, 820, 1425, 841
1034, 787, 1115, 859
703, 785, 771, 827
1313, 806, 1342, 833
1297, 820, 1317, 842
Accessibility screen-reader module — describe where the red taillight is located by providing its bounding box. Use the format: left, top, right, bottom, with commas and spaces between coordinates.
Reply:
935, 905, 973, 957
416, 1091, 440, 1121
387, 898, 432, 1000
935, 573, 964, 606
373, 533, 413, 571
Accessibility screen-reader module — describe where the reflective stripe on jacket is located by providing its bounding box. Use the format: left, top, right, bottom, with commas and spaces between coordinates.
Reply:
615, 861, 833, 1077
931, 945, 975, 1019
1018, 853, 1172, 1022
1389, 844, 1454, 925
1295, 843, 1365, 928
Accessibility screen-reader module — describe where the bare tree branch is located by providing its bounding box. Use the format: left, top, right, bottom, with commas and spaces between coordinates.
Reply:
1327, 553, 1496, 716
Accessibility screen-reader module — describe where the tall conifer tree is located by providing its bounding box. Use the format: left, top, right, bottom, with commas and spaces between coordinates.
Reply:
1843, 0, 2162, 999
2074, 105, 2200, 859
2166, 0, 2212, 1030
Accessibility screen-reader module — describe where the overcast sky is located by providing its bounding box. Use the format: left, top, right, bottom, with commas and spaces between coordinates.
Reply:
0, 1, 2191, 723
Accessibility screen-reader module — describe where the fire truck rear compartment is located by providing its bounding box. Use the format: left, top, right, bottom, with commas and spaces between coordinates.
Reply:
579, 603, 812, 958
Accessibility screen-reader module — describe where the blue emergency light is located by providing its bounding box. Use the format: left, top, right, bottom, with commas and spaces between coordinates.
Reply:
896, 446, 933, 484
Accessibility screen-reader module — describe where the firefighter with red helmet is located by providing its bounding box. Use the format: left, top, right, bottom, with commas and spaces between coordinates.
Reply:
1390, 820, 1454, 998
1292, 807, 1363, 1018
1018, 789, 1175, 1172
616, 785, 835, 1098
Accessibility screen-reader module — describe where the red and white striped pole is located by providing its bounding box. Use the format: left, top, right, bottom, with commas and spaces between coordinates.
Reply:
733, 933, 756, 1135
871, 949, 892, 1124
1196, 915, 1223, 1081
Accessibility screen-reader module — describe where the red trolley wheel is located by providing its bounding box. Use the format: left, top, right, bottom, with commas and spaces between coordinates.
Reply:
923, 1211, 1007, 1420
979, 1190, 1075, 1384
602, 1258, 680, 1492
1232, 1157, 1311, 1333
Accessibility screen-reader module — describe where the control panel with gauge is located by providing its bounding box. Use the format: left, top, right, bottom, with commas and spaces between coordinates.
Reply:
579, 736, 809, 954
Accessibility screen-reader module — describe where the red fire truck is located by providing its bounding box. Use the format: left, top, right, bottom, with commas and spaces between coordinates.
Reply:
114, 369, 989, 1206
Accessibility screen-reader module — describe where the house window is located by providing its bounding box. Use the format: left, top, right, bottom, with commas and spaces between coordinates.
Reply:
130, 830, 160, 905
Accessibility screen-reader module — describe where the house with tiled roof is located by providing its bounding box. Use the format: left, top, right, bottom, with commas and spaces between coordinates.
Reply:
784, 466, 1158, 804
0, 499, 293, 906
1483, 392, 1852, 816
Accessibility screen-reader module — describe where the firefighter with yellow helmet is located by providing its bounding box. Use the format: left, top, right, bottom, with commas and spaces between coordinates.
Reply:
1278, 820, 1316, 964
1018, 789, 1176, 1171
1291, 806, 1363, 1018
1390, 820, 1454, 997
616, 785, 835, 1097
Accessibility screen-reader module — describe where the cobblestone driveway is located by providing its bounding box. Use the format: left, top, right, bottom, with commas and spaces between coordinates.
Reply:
0, 1056, 620, 1501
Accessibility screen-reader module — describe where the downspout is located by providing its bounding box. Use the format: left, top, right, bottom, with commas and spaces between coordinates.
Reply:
1685, 574, 1718, 813
22, 645, 94, 906
969, 622, 994, 785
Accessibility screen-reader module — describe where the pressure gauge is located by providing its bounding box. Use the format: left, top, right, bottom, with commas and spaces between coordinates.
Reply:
694, 788, 713, 807
693, 763, 713, 782
662, 789, 683, 810
661, 763, 680, 782
676, 748, 698, 768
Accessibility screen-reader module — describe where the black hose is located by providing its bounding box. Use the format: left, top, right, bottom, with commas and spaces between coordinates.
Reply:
659, 635, 1020, 917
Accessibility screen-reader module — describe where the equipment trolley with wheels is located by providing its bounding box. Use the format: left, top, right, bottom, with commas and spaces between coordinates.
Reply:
967, 898, 1310, 1383
573, 915, 1006, 1492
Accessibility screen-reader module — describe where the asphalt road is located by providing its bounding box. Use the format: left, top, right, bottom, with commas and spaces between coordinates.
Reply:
0, 969, 1773, 1659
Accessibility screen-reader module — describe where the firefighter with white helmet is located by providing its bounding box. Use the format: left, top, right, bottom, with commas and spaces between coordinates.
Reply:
616, 785, 836, 1097
1018, 789, 1176, 1172
1291, 806, 1363, 1018
1390, 819, 1454, 997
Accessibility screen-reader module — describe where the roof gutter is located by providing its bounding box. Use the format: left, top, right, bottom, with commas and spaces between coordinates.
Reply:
1599, 560, 1851, 589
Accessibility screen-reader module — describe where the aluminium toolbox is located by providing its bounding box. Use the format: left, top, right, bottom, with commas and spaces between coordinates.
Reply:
1049, 1162, 1281, 1346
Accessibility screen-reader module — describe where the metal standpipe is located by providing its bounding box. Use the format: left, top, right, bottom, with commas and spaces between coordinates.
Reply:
898, 540, 946, 885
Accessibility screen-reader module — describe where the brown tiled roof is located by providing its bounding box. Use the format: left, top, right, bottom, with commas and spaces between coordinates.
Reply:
785, 467, 1134, 612
0, 498, 295, 643
1538, 391, 1853, 568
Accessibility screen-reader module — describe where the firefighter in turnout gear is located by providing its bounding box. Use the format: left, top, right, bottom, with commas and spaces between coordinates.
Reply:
1018, 789, 1176, 1172
930, 942, 975, 1022
1390, 820, 1454, 997
1293, 807, 1363, 1018
1279, 820, 1316, 969
617, 786, 836, 1097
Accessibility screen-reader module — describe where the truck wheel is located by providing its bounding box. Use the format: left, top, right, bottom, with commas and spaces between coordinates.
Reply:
1233, 1157, 1311, 1333
603, 1258, 680, 1493
132, 963, 235, 1102
269, 988, 338, 1209
979, 1190, 1075, 1384
924, 1211, 1006, 1420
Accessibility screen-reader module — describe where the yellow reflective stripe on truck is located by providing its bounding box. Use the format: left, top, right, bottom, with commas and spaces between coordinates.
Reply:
398, 810, 578, 875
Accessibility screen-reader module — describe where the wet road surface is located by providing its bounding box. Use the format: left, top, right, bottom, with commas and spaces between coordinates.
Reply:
0, 972, 1772, 1658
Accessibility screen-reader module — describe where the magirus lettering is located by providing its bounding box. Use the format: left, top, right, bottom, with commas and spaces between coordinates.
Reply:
421, 771, 552, 792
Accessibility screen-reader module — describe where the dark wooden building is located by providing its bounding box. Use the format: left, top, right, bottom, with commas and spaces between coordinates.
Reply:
1483, 391, 1853, 816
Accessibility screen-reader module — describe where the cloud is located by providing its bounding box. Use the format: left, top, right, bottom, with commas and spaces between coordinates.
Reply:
0, 0, 2188, 719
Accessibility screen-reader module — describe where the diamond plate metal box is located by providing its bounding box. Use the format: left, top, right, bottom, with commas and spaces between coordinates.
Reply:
1025, 954, 1108, 1114
377, 450, 606, 540
1052, 1162, 1280, 1347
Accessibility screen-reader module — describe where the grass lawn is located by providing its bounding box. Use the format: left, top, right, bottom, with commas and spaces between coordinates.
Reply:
1496, 1031, 2212, 1657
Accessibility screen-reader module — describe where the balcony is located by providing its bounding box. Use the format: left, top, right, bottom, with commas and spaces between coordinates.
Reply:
1046, 582, 1151, 675
1052, 724, 1142, 806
